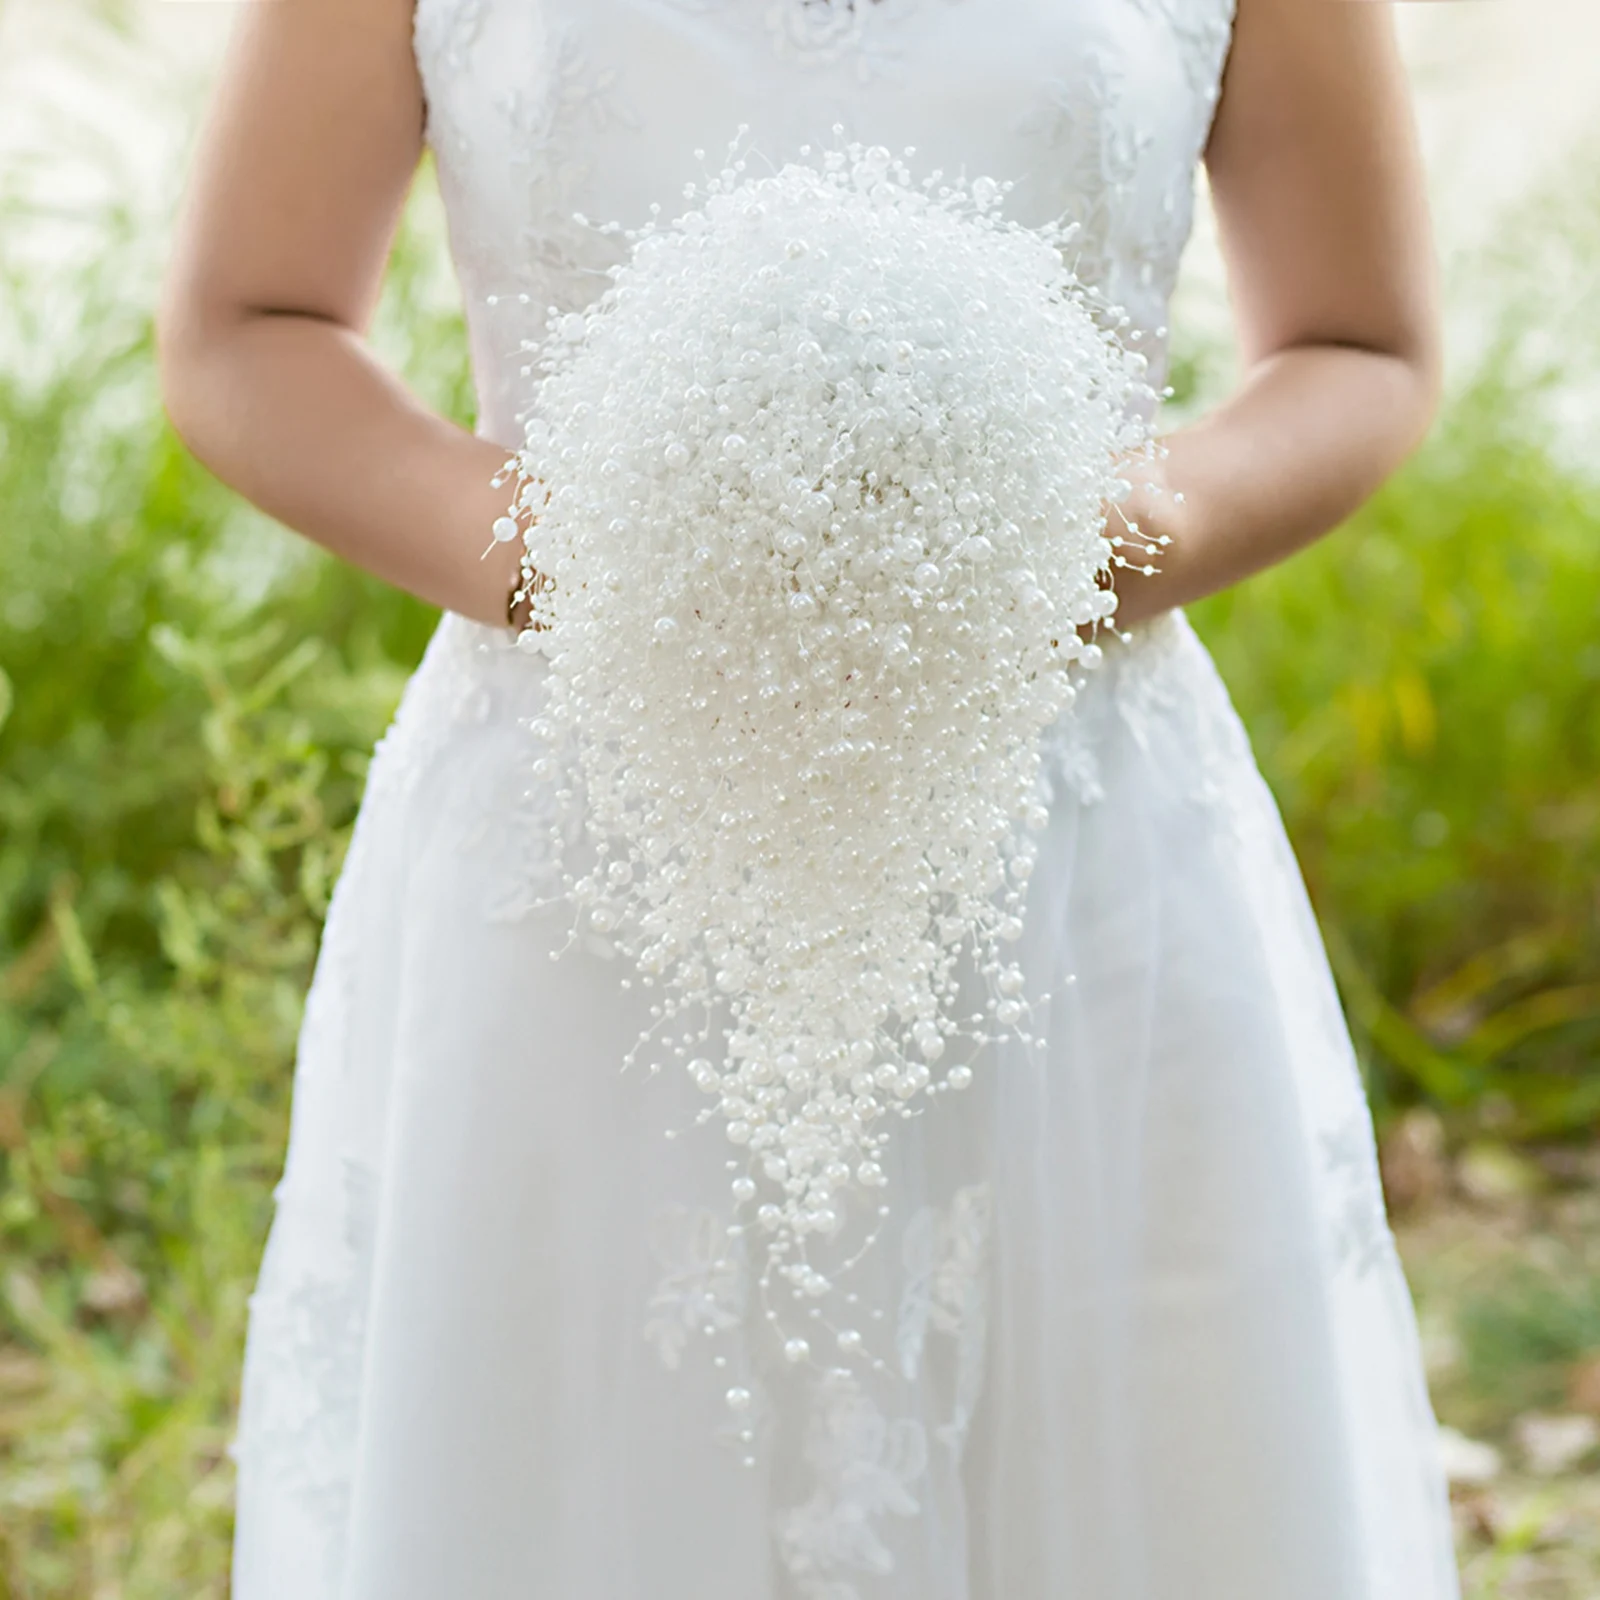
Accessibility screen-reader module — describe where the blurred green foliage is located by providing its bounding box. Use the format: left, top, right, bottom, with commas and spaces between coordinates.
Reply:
1455, 1252, 1600, 1433
1191, 360, 1600, 1136
0, 109, 1596, 1599
0, 162, 453, 1593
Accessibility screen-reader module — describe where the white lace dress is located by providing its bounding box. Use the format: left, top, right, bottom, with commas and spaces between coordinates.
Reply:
228, 2, 1463, 1596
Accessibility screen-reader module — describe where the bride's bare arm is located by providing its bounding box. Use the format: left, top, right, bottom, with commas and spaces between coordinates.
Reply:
1106, 0, 1442, 630
157, 0, 520, 630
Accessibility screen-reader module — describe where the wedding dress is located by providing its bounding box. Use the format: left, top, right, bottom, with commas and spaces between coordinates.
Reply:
227, 1, 1463, 1596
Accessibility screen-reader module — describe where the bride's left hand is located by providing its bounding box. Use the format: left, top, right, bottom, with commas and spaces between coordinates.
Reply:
1077, 447, 1189, 643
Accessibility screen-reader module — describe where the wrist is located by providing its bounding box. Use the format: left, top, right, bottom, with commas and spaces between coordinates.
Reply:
485, 535, 526, 631
1097, 444, 1195, 633
498, 526, 555, 635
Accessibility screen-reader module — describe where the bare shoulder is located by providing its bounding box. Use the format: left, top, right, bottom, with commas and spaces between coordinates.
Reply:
1209, 0, 1413, 155
161, 0, 426, 340
1202, 0, 1439, 373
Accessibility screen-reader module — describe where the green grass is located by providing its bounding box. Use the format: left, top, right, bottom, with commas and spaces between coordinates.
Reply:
0, 161, 457, 1594
1457, 1264, 1600, 1428
1190, 362, 1600, 1136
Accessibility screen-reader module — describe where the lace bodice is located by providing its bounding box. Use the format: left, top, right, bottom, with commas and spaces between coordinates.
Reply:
412, 0, 1236, 446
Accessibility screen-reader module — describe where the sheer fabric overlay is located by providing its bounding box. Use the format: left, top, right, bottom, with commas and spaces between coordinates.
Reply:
229, 1, 1462, 1595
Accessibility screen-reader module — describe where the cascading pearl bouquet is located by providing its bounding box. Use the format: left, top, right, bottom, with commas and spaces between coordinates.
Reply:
499, 136, 1160, 1364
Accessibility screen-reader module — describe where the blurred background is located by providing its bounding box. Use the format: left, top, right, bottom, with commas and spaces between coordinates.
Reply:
0, 1, 1597, 1594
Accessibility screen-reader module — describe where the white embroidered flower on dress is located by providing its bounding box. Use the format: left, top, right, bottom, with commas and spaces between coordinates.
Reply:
233, 1155, 378, 1582
896, 1181, 992, 1452
1321, 1113, 1396, 1280
774, 1372, 930, 1598
643, 1204, 749, 1369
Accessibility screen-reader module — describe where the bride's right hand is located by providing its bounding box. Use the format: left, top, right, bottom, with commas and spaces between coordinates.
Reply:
158, 0, 553, 635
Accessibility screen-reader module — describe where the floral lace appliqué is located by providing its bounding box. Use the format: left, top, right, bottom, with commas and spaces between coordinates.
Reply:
1321, 1111, 1397, 1280
774, 1372, 930, 1600
365, 617, 584, 927
643, 1204, 749, 1370
897, 1181, 993, 1454
1038, 611, 1268, 860
763, 0, 949, 81
500, 31, 638, 290
413, 0, 489, 155
1014, 50, 1155, 292
414, 0, 488, 80
233, 1155, 379, 1583
1129, 0, 1237, 106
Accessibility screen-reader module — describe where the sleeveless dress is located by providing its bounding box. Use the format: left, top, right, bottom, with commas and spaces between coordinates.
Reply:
228, 2, 1463, 1597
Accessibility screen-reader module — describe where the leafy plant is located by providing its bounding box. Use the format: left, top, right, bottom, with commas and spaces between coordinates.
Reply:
0, 159, 464, 1594
1190, 327, 1600, 1138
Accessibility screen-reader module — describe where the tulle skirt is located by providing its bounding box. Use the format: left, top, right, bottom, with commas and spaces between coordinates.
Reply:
229, 605, 1461, 1600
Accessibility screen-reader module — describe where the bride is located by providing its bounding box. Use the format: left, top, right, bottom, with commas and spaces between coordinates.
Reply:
157, 0, 1460, 1596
